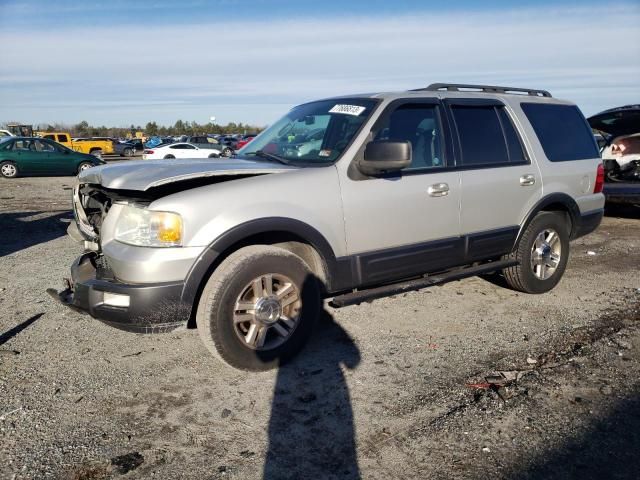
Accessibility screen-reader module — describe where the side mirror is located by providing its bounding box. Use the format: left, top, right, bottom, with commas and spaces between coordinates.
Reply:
359, 140, 411, 175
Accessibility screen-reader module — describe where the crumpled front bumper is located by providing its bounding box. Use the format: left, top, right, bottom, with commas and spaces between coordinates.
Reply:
47, 252, 191, 333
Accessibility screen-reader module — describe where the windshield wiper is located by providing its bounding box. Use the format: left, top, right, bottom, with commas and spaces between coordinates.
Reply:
246, 150, 293, 166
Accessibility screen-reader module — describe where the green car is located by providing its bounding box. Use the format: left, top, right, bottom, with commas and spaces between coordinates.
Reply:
0, 137, 104, 178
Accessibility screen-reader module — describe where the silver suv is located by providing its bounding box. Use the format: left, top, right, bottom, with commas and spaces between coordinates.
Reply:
50, 83, 605, 370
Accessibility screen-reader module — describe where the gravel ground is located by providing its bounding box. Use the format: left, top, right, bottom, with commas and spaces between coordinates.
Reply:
1, 176, 639, 480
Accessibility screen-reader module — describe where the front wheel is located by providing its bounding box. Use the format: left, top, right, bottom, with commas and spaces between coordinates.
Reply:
124, 148, 134, 157
222, 147, 233, 157
1, 161, 18, 178
502, 211, 570, 293
196, 245, 321, 371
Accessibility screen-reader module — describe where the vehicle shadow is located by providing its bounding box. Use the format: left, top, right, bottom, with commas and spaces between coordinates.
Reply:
511, 390, 640, 479
263, 305, 361, 479
0, 210, 72, 258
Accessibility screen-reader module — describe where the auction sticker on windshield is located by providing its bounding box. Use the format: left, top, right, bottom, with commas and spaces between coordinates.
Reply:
329, 104, 366, 116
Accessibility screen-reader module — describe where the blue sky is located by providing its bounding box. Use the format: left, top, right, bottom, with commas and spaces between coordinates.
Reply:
1, 0, 639, 127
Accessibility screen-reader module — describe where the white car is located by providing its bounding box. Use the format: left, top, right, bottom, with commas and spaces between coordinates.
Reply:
142, 143, 221, 160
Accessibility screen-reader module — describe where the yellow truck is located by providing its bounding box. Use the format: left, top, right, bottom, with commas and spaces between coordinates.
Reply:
36, 132, 114, 157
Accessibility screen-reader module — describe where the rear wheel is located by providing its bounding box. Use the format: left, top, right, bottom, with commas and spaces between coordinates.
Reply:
164, 154, 175, 159
90, 149, 103, 158
208, 152, 219, 158
196, 245, 321, 371
0, 161, 18, 178
124, 148, 134, 157
502, 212, 570, 293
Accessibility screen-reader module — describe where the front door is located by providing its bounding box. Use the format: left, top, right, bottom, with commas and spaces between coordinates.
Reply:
340, 100, 462, 287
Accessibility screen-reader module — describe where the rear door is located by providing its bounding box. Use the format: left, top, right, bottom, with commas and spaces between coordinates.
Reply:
446, 99, 542, 260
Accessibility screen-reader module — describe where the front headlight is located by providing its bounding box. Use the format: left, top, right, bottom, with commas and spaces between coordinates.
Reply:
114, 205, 183, 247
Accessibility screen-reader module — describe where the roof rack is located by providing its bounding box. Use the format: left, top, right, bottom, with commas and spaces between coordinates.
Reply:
414, 83, 552, 98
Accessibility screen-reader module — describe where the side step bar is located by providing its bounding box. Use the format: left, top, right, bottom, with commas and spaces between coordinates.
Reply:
329, 259, 518, 308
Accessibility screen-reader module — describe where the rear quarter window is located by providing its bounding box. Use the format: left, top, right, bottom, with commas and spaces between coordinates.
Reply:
521, 103, 599, 161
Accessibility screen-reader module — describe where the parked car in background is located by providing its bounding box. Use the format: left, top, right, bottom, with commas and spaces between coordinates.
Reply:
142, 142, 221, 160
144, 136, 175, 149
37, 132, 114, 157
113, 141, 138, 157
0, 137, 103, 178
236, 134, 257, 150
184, 136, 231, 157
588, 104, 640, 204
218, 135, 240, 151
0, 129, 14, 137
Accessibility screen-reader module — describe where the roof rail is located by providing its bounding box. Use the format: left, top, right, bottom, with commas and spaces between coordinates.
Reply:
415, 83, 552, 98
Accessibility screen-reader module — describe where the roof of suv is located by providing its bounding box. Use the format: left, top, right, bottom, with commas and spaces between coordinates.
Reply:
319, 83, 571, 106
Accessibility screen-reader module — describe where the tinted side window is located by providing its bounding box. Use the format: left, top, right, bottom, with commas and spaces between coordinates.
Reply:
497, 108, 527, 163
44, 134, 55, 140
57, 134, 69, 143
451, 106, 510, 166
374, 104, 443, 170
521, 103, 599, 161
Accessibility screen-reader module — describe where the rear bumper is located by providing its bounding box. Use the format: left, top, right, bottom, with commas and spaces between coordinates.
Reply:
49, 252, 191, 333
574, 208, 604, 239
603, 183, 640, 205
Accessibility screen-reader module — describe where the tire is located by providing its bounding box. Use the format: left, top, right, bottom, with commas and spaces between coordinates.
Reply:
124, 148, 134, 157
208, 152, 219, 158
164, 154, 175, 159
196, 245, 321, 371
222, 147, 232, 157
90, 149, 103, 158
77, 162, 94, 174
502, 212, 570, 294
0, 161, 18, 178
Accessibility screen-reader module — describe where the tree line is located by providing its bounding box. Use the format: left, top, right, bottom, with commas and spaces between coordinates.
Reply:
25, 120, 264, 138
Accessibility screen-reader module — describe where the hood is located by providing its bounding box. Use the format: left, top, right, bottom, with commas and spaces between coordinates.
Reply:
78, 157, 298, 191
588, 105, 640, 138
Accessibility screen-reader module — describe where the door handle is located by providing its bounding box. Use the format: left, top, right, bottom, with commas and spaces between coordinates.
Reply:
428, 183, 449, 197
520, 174, 536, 186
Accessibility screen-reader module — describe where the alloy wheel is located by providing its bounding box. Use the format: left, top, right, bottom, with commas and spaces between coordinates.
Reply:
232, 273, 301, 351
530, 228, 561, 280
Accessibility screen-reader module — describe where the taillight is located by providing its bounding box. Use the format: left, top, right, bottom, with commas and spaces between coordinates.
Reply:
594, 163, 604, 193
144, 149, 154, 154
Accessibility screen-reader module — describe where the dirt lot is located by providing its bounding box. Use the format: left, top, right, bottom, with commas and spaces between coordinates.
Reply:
1, 175, 639, 480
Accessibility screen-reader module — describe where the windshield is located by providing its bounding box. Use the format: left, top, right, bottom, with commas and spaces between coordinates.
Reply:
239, 98, 378, 164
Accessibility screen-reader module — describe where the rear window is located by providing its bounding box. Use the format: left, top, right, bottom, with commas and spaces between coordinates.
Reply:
521, 103, 599, 161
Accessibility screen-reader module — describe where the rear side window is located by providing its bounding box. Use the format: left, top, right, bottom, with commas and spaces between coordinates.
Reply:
44, 134, 55, 140
57, 134, 69, 143
451, 105, 527, 166
521, 103, 599, 161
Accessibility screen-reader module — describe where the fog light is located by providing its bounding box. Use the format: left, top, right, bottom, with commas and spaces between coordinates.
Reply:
103, 292, 130, 308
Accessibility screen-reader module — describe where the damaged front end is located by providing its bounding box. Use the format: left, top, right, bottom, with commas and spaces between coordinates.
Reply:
49, 182, 191, 333
48, 157, 299, 333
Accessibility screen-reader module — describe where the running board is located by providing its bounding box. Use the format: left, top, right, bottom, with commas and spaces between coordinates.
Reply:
329, 259, 518, 308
